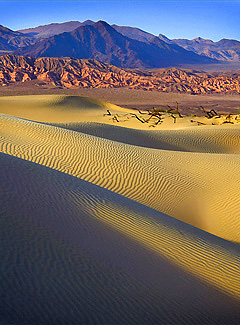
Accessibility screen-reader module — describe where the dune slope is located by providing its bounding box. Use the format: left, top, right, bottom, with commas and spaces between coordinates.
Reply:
1, 153, 240, 324
1, 113, 240, 242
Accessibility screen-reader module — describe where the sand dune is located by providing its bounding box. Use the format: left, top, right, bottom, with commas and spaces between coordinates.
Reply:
1, 95, 240, 323
1, 153, 240, 324
0, 95, 130, 123
1, 112, 240, 242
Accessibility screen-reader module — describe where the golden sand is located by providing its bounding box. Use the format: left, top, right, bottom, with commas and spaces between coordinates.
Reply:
1, 95, 240, 323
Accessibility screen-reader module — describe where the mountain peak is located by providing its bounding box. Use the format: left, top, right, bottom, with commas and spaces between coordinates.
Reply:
92, 20, 121, 36
94, 20, 111, 28
82, 20, 95, 25
73, 20, 116, 35
192, 37, 211, 42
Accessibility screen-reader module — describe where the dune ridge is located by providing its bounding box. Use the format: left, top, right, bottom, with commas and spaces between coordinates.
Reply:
1, 113, 240, 242
1, 152, 240, 324
54, 121, 240, 153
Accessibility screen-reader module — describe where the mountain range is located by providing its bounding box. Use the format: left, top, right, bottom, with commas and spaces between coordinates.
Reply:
15, 21, 215, 69
158, 35, 240, 62
0, 20, 239, 69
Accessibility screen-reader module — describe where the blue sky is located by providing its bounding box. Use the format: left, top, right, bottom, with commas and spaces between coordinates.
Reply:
0, 1, 239, 41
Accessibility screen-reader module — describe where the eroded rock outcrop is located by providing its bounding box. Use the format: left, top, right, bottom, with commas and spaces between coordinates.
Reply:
0, 55, 239, 94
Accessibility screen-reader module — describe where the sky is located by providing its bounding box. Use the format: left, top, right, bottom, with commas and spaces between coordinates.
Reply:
0, 0, 239, 41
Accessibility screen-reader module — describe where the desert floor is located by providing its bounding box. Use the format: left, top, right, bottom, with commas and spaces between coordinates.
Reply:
1, 94, 240, 323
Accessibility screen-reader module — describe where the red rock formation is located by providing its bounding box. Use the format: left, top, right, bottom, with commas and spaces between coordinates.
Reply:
0, 55, 239, 94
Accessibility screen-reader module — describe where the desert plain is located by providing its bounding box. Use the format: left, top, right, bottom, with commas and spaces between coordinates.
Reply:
0, 93, 240, 323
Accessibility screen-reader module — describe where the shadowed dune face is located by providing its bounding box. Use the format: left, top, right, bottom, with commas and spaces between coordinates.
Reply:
1, 153, 240, 324
1, 95, 240, 323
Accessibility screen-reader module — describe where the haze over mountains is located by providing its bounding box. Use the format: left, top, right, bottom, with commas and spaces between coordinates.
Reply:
18, 20, 95, 38
0, 20, 239, 69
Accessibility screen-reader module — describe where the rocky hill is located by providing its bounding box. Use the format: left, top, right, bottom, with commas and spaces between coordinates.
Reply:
0, 55, 239, 94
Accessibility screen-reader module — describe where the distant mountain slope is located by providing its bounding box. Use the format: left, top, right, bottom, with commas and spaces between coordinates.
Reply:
165, 36, 240, 62
112, 25, 154, 42
0, 55, 239, 94
15, 21, 216, 69
0, 25, 35, 52
18, 20, 94, 38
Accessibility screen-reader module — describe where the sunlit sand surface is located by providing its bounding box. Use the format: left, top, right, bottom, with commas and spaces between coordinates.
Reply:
1, 95, 240, 323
